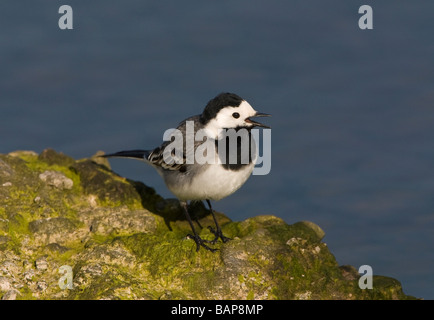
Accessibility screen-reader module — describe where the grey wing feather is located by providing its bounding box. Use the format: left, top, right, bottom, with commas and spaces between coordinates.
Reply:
147, 115, 203, 172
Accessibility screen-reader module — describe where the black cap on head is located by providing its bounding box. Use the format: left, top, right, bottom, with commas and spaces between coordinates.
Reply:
201, 92, 244, 124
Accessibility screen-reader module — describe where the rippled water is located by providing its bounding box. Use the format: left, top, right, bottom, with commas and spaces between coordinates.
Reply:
1, 1, 433, 299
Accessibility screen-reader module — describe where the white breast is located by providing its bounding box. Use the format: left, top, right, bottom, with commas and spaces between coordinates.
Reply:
166, 162, 255, 201
160, 123, 259, 202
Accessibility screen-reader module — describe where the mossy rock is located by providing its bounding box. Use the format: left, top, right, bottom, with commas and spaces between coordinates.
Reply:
0, 149, 417, 300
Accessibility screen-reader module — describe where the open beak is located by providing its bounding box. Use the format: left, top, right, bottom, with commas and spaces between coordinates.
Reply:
245, 112, 271, 129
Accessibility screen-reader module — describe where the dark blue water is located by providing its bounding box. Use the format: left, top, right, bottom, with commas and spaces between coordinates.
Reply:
1, 1, 433, 299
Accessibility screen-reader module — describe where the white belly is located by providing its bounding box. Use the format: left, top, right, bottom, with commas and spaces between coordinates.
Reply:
167, 163, 255, 201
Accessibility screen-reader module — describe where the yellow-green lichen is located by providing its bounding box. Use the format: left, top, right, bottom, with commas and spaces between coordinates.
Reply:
0, 149, 418, 300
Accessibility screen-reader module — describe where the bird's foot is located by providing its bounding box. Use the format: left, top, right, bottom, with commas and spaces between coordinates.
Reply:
186, 234, 218, 252
208, 226, 232, 244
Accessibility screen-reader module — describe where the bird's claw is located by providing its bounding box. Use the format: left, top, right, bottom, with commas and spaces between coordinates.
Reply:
186, 234, 218, 252
207, 226, 232, 244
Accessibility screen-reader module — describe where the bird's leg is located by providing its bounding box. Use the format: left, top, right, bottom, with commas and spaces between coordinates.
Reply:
206, 199, 232, 244
180, 201, 217, 252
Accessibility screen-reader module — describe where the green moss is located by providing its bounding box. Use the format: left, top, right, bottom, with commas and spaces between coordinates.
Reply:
68, 271, 122, 300
7, 216, 29, 254
238, 274, 245, 283
267, 222, 322, 244
220, 221, 244, 238
17, 287, 37, 300
70, 160, 150, 210
9, 151, 39, 164
23, 159, 82, 195
247, 290, 255, 300
121, 232, 220, 276
182, 269, 220, 298
0, 150, 417, 300
117, 230, 227, 299
360, 276, 415, 300
57, 244, 84, 263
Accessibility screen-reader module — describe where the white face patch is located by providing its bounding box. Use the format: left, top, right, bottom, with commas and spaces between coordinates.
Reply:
204, 100, 258, 138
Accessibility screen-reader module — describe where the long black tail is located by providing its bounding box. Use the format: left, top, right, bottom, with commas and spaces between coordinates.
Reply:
102, 149, 150, 161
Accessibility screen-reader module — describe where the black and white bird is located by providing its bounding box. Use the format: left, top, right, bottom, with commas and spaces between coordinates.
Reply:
103, 92, 270, 252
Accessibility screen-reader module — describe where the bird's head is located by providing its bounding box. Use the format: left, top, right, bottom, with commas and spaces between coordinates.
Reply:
201, 93, 270, 138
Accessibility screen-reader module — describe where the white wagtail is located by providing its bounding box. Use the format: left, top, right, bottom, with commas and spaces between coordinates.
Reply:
103, 92, 270, 252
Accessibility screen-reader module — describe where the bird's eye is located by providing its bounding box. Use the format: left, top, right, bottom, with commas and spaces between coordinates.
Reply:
232, 112, 240, 119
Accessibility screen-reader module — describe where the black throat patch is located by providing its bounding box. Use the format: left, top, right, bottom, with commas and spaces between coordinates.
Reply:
216, 127, 254, 171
